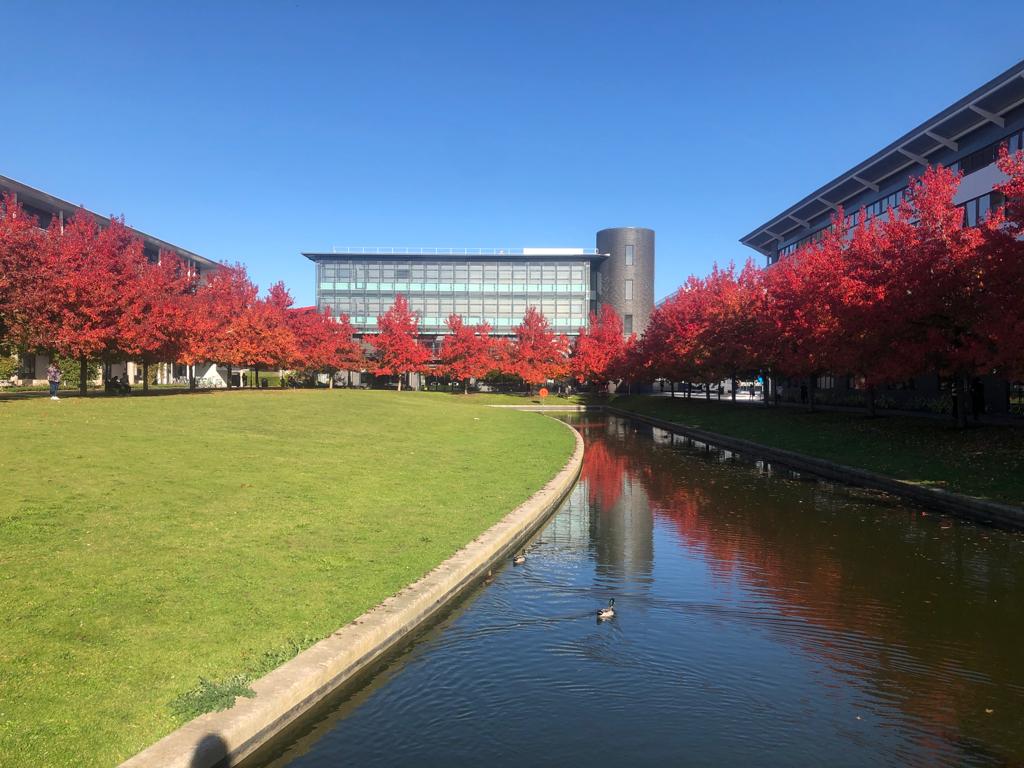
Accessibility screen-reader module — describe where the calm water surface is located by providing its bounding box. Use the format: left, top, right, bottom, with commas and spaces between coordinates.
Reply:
245, 414, 1024, 767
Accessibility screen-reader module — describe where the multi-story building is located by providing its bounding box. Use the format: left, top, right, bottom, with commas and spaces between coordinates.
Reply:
739, 58, 1024, 414
303, 227, 655, 338
1, 173, 221, 386
741, 58, 1024, 265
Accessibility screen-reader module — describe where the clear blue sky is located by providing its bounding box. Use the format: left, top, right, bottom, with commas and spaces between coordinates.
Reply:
4, 1, 1021, 305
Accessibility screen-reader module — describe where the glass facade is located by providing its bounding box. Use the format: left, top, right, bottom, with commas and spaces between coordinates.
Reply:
771, 126, 1024, 265
315, 256, 594, 334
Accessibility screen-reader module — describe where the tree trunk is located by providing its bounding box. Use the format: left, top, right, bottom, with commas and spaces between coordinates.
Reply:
227, 365, 233, 389
189, 365, 196, 391
397, 374, 403, 392
79, 356, 88, 395
669, 381, 675, 398
705, 385, 710, 401
329, 372, 334, 389
731, 375, 737, 402
866, 383, 876, 417
956, 373, 969, 429
808, 376, 816, 412
143, 361, 149, 393
464, 379, 469, 395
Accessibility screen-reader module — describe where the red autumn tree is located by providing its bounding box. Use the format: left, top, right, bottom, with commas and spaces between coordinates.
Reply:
761, 217, 849, 406
182, 263, 258, 388
980, 146, 1024, 380
698, 261, 767, 400
439, 314, 495, 393
507, 307, 569, 389
571, 303, 625, 389
0, 193, 50, 352
878, 166, 990, 425
370, 294, 430, 391
225, 281, 297, 387
637, 281, 704, 394
290, 306, 364, 386
118, 253, 198, 392
48, 213, 148, 393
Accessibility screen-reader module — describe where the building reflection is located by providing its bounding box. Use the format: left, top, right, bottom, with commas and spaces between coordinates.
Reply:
575, 418, 654, 583
571, 414, 1024, 764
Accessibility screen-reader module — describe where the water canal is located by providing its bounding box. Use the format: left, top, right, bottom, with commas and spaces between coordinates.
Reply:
244, 413, 1024, 767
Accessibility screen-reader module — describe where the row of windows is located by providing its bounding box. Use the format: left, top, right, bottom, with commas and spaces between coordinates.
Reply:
774, 127, 1024, 262
952, 130, 1024, 176
318, 260, 588, 282
319, 281, 589, 294
328, 298, 586, 315
329, 314, 587, 330
961, 191, 1005, 227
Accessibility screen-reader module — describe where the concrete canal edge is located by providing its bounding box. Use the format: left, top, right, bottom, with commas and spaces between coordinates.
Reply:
605, 406, 1024, 529
119, 419, 584, 768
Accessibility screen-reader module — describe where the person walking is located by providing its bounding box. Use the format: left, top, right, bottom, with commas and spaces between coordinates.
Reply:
47, 361, 61, 400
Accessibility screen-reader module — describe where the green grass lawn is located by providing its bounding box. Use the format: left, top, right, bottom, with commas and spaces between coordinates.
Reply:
0, 390, 575, 767
611, 395, 1024, 507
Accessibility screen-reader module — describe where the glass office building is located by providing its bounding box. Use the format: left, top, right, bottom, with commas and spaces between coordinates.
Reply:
741, 58, 1024, 266
304, 228, 655, 337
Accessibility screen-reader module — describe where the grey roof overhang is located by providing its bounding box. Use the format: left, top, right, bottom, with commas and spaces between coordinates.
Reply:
0, 173, 219, 269
302, 250, 609, 262
740, 58, 1024, 257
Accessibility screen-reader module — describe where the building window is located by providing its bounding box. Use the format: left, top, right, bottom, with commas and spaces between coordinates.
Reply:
18, 354, 35, 379
624, 279, 633, 301
624, 314, 633, 335
625, 244, 634, 266
816, 374, 834, 390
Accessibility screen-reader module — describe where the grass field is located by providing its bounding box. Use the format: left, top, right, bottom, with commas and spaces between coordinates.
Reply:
0, 390, 575, 767
612, 395, 1024, 507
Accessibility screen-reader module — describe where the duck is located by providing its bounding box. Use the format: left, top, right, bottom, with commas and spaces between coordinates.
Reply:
597, 598, 616, 621
512, 550, 527, 566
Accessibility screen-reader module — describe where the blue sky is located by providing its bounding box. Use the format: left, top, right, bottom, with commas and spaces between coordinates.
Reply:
4, 1, 1022, 305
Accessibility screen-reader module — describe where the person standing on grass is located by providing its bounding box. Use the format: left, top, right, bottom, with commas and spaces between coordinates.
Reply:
47, 361, 61, 400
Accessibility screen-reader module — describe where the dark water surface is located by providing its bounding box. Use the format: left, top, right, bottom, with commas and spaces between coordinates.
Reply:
244, 414, 1024, 767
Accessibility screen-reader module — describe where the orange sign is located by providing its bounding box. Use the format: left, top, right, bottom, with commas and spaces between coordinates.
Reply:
539, 387, 549, 398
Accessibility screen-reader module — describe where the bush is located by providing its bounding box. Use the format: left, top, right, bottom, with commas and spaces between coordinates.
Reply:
0, 354, 17, 382
54, 357, 100, 389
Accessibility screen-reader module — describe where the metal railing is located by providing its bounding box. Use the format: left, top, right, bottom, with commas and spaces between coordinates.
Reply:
328, 246, 602, 256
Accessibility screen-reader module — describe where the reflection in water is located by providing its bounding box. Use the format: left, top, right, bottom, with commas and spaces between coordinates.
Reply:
243, 415, 1024, 768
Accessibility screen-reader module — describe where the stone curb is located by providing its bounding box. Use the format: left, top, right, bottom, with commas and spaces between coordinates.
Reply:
488, 404, 588, 411
119, 421, 584, 768
605, 406, 1024, 529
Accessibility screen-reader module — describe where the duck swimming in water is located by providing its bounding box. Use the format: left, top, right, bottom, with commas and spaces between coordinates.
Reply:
513, 550, 526, 566
597, 598, 616, 621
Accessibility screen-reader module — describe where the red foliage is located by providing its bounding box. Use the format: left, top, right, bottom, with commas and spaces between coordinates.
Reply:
369, 294, 430, 390
761, 219, 848, 380
0, 194, 50, 350
225, 282, 297, 378
571, 304, 626, 387
439, 314, 495, 392
183, 263, 258, 374
290, 306, 364, 379
118, 253, 199, 384
507, 307, 569, 386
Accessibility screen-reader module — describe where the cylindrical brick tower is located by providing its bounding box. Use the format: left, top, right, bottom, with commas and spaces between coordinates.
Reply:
595, 227, 655, 336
